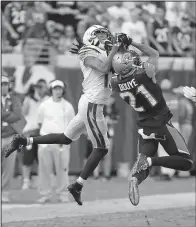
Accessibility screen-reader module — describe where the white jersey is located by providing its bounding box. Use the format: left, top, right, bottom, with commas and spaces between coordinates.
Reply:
78, 45, 112, 105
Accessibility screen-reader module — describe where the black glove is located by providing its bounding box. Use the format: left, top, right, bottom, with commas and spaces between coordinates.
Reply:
104, 39, 113, 52
69, 36, 84, 54
116, 33, 132, 47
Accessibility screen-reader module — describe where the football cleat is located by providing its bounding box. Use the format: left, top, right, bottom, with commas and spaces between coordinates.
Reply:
4, 134, 27, 158
131, 153, 149, 175
128, 176, 140, 206
67, 183, 83, 206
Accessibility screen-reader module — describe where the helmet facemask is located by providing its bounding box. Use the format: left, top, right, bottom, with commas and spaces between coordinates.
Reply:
89, 28, 114, 49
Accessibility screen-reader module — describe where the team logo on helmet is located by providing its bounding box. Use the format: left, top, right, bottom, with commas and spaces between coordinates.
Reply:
121, 53, 135, 65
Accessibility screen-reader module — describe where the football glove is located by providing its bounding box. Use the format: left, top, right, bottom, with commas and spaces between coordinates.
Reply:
69, 36, 84, 54
116, 33, 132, 48
104, 39, 113, 52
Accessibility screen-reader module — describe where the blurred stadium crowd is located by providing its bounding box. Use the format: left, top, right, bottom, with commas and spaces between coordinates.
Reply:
1, 1, 196, 56
1, 1, 196, 203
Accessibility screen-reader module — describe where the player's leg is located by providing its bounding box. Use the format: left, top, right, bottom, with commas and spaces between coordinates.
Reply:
128, 136, 158, 205
68, 102, 109, 205
79, 103, 109, 181
4, 113, 85, 158
133, 123, 192, 175
149, 122, 192, 170
158, 143, 175, 180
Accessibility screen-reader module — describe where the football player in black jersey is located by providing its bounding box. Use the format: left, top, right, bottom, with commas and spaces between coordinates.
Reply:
110, 33, 192, 206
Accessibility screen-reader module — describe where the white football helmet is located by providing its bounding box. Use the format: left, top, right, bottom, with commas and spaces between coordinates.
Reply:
83, 25, 113, 48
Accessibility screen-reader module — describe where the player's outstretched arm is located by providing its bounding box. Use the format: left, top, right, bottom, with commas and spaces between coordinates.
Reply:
130, 41, 158, 84
131, 41, 159, 67
84, 43, 121, 74
115, 33, 159, 65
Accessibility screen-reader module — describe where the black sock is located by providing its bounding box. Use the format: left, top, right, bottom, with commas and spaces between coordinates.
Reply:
151, 155, 192, 171
80, 148, 108, 180
32, 133, 72, 145
134, 169, 150, 185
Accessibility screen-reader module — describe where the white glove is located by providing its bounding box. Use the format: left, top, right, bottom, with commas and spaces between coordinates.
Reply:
183, 86, 196, 103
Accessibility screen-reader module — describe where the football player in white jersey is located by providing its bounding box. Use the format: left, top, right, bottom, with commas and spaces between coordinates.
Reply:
4, 25, 121, 205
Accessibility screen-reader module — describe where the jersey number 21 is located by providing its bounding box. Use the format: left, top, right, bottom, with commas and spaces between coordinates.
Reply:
120, 85, 158, 112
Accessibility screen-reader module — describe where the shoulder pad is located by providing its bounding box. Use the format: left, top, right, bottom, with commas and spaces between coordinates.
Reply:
78, 45, 103, 61
78, 45, 102, 55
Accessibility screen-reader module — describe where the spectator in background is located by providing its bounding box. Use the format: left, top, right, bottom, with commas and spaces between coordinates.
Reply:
107, 2, 130, 21
2, 75, 26, 202
8, 74, 25, 103
165, 2, 185, 27
24, 2, 48, 41
21, 80, 49, 190
185, 1, 196, 27
36, 79, 49, 100
2, 13, 18, 53
142, 2, 157, 15
47, 1, 79, 36
121, 7, 148, 54
36, 80, 75, 203
59, 25, 76, 54
109, 17, 124, 35
4, 2, 26, 49
172, 15, 194, 57
139, 8, 154, 27
77, 5, 99, 39
14, 65, 55, 95
46, 19, 65, 51
147, 7, 173, 55
152, 1, 166, 11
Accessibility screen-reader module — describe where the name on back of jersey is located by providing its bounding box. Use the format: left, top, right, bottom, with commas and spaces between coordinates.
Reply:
118, 78, 138, 92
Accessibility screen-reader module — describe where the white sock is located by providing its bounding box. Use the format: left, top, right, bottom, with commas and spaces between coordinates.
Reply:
27, 137, 33, 146
147, 157, 152, 167
76, 177, 85, 186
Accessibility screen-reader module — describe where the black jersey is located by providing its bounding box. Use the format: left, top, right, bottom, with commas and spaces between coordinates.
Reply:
111, 67, 170, 122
